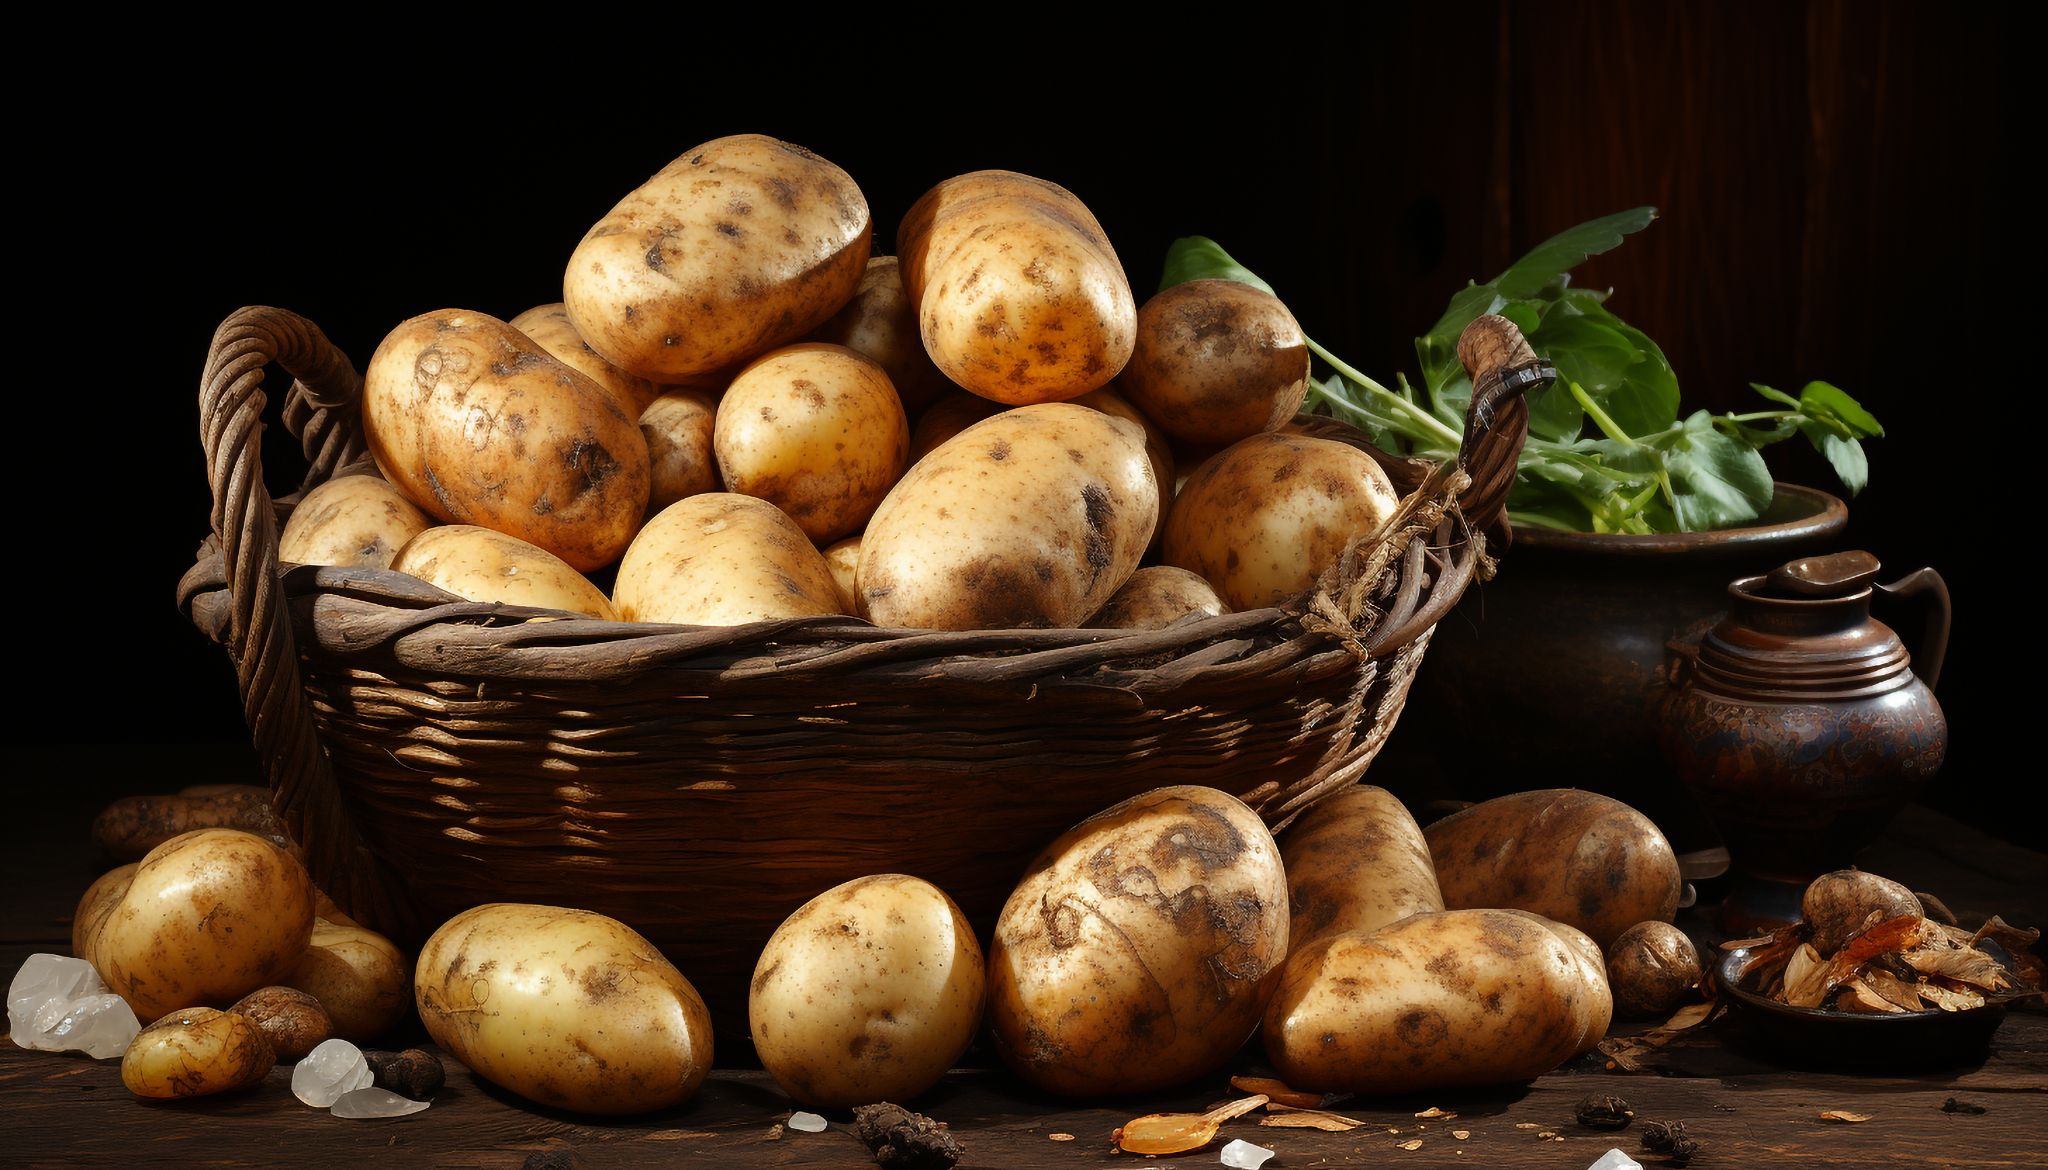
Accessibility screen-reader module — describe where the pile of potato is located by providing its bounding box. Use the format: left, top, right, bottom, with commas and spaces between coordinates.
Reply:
282, 133, 1404, 632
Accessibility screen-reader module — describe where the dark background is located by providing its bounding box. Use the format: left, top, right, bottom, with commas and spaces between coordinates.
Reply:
25, 3, 2022, 842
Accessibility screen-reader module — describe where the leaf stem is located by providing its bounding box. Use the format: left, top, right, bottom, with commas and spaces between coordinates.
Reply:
1568, 381, 1636, 445
1307, 338, 1464, 447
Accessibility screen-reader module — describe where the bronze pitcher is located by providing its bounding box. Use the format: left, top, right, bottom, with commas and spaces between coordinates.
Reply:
1659, 550, 1950, 934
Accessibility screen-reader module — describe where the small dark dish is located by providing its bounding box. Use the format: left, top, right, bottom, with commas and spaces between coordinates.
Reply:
1715, 946, 2012, 1072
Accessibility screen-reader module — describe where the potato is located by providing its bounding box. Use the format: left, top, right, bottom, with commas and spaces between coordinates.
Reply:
750, 875, 985, 1108
1424, 789, 1682, 950
565, 134, 871, 382
287, 919, 410, 1044
509, 302, 661, 418
859, 404, 1156, 630
121, 1008, 275, 1099
1121, 279, 1310, 445
1262, 909, 1605, 1094
415, 903, 713, 1115
987, 786, 1288, 1096
76, 830, 314, 1021
278, 473, 432, 570
1164, 433, 1400, 611
898, 170, 1134, 405
91, 786, 288, 863
1802, 869, 1924, 956
1501, 910, 1613, 1054
1072, 385, 1173, 556
714, 343, 910, 542
228, 986, 331, 1060
1279, 785, 1443, 952
1087, 566, 1227, 630
640, 388, 721, 512
1605, 921, 1702, 1019
823, 535, 862, 613
364, 309, 650, 571
811, 255, 952, 415
909, 391, 1000, 464
614, 493, 843, 625
392, 525, 617, 620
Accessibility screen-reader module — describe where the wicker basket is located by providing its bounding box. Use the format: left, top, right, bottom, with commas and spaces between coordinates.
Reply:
178, 306, 1541, 1031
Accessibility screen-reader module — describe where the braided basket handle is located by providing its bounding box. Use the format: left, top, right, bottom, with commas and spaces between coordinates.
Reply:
198, 306, 412, 937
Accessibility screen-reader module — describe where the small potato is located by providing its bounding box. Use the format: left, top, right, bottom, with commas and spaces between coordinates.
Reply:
1605, 921, 1702, 1019
1802, 869, 1924, 956
364, 309, 650, 571
416, 904, 713, 1115
908, 391, 999, 464
1121, 279, 1310, 446
278, 473, 433, 570
122, 1008, 275, 1099
614, 494, 844, 624
859, 404, 1157, 630
287, 919, 410, 1044
228, 986, 331, 1060
76, 829, 314, 1021
987, 786, 1288, 1097
565, 134, 872, 382
1087, 566, 1227, 630
823, 535, 862, 613
899, 170, 1134, 405
1072, 385, 1174, 556
714, 343, 910, 543
392, 525, 617, 620
1164, 433, 1400, 611
1263, 910, 1603, 1094
811, 255, 953, 416
1279, 785, 1443, 952
510, 302, 661, 418
91, 786, 288, 863
750, 875, 985, 1108
1424, 789, 1682, 949
640, 388, 722, 512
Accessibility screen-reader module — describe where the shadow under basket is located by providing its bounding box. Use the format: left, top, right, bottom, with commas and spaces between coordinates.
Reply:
178, 306, 1541, 1037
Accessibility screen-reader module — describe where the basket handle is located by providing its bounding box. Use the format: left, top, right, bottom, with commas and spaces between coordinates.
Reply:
1452, 314, 1545, 537
197, 306, 412, 937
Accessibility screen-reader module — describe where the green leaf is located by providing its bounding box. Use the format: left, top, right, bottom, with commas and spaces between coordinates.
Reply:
1798, 422, 1870, 495
1651, 412, 1776, 531
1749, 382, 1802, 409
1158, 237, 1276, 295
1524, 380, 1586, 443
1798, 381, 1884, 437
1533, 292, 1680, 437
1492, 207, 1658, 300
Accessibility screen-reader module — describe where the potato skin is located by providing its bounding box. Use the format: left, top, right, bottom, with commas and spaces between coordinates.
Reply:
1280, 785, 1443, 953
415, 903, 713, 1116
1087, 566, 1227, 630
750, 875, 985, 1108
121, 1008, 275, 1099
1424, 789, 1682, 949
228, 986, 331, 1061
1072, 385, 1174, 556
91, 786, 288, 863
1122, 280, 1310, 445
510, 302, 661, 418
908, 391, 1000, 464
987, 786, 1289, 1097
1605, 920, 1701, 1019
77, 830, 315, 1021
811, 255, 953, 415
640, 389, 722, 512
714, 343, 910, 543
363, 309, 649, 572
859, 404, 1156, 630
898, 170, 1134, 405
614, 493, 844, 625
1262, 909, 1601, 1094
1802, 869, 1923, 956
278, 473, 432, 570
392, 525, 617, 620
1164, 434, 1400, 611
287, 919, 411, 1043
565, 134, 871, 381
823, 535, 862, 613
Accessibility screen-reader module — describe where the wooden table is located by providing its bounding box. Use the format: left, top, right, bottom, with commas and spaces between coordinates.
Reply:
6, 746, 2045, 1168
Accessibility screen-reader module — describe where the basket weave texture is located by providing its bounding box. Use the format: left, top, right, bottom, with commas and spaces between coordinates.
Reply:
178, 307, 1537, 1028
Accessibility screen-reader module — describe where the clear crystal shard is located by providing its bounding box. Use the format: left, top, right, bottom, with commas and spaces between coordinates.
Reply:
1586, 1150, 1645, 1170
1220, 1138, 1276, 1169
293, 1038, 372, 1107
788, 1111, 829, 1133
8, 953, 140, 1059
332, 1087, 431, 1119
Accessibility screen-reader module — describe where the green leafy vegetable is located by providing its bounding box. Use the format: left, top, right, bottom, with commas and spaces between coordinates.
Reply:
1157, 212, 1882, 533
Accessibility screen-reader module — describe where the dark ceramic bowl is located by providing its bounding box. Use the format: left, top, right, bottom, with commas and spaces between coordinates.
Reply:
1715, 946, 2012, 1072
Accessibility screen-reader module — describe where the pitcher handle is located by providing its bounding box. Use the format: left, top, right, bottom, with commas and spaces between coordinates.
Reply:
1874, 568, 1950, 691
